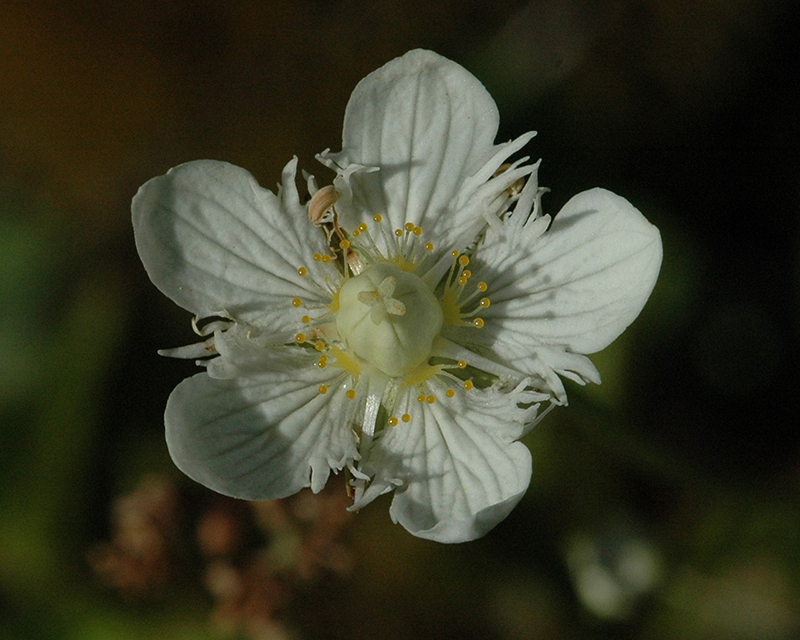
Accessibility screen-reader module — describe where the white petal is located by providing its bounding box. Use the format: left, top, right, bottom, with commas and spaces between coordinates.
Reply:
323, 50, 535, 246
356, 379, 537, 543
133, 159, 331, 328
165, 351, 359, 500
477, 188, 662, 359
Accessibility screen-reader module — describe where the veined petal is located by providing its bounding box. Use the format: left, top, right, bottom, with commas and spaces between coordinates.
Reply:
324, 50, 534, 247
476, 188, 662, 362
133, 159, 330, 329
165, 351, 359, 500
355, 379, 538, 543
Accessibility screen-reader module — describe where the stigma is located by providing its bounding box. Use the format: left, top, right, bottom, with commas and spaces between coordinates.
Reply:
335, 263, 443, 377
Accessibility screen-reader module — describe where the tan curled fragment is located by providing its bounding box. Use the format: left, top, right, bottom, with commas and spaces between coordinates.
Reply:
493, 163, 525, 197
308, 185, 340, 225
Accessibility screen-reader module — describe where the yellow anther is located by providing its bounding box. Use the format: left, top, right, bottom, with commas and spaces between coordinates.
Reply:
358, 223, 368, 233
413, 226, 422, 236
317, 355, 328, 368
353, 229, 361, 237
464, 380, 474, 391
458, 255, 469, 267
295, 333, 306, 344
424, 242, 434, 251
457, 360, 467, 369
301, 315, 310, 323
346, 389, 356, 400
417, 394, 426, 403
298, 267, 308, 276
473, 318, 485, 328
373, 214, 382, 223
401, 414, 411, 423
322, 254, 332, 263
313, 253, 322, 261
314, 340, 325, 351
405, 222, 414, 232
388, 417, 399, 427
479, 298, 491, 308
395, 229, 403, 237
446, 389, 455, 398
340, 239, 351, 249
462, 269, 471, 279
426, 395, 436, 404
319, 385, 328, 394
451, 250, 459, 258
458, 277, 468, 286
477, 282, 488, 292
292, 298, 302, 307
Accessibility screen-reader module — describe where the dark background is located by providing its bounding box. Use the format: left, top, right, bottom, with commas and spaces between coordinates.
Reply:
2, 1, 798, 638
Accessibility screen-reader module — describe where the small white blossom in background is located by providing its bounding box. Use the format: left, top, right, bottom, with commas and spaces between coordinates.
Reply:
132, 49, 662, 543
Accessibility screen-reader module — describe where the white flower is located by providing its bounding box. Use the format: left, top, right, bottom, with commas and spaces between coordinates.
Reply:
132, 49, 662, 543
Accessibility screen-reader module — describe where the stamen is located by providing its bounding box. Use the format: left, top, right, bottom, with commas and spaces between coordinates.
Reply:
401, 414, 411, 422
399, 222, 416, 256
361, 223, 386, 262
371, 214, 398, 260
307, 185, 339, 225
346, 389, 357, 400
417, 394, 426, 403
464, 380, 474, 391
292, 298, 302, 307
345, 218, 389, 267
295, 251, 344, 297
389, 221, 431, 266
445, 389, 455, 398
319, 384, 328, 394
317, 355, 328, 368
472, 318, 484, 328
314, 340, 325, 351
426, 395, 436, 404
295, 333, 306, 344
302, 315, 310, 323
388, 417, 398, 427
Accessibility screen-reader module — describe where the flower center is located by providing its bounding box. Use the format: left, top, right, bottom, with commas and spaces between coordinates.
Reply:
335, 263, 443, 377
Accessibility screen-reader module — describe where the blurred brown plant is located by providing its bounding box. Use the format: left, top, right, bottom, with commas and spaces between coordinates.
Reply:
87, 476, 181, 599
90, 474, 354, 639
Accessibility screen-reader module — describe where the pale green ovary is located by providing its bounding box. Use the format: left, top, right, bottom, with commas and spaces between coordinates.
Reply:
335, 263, 443, 377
